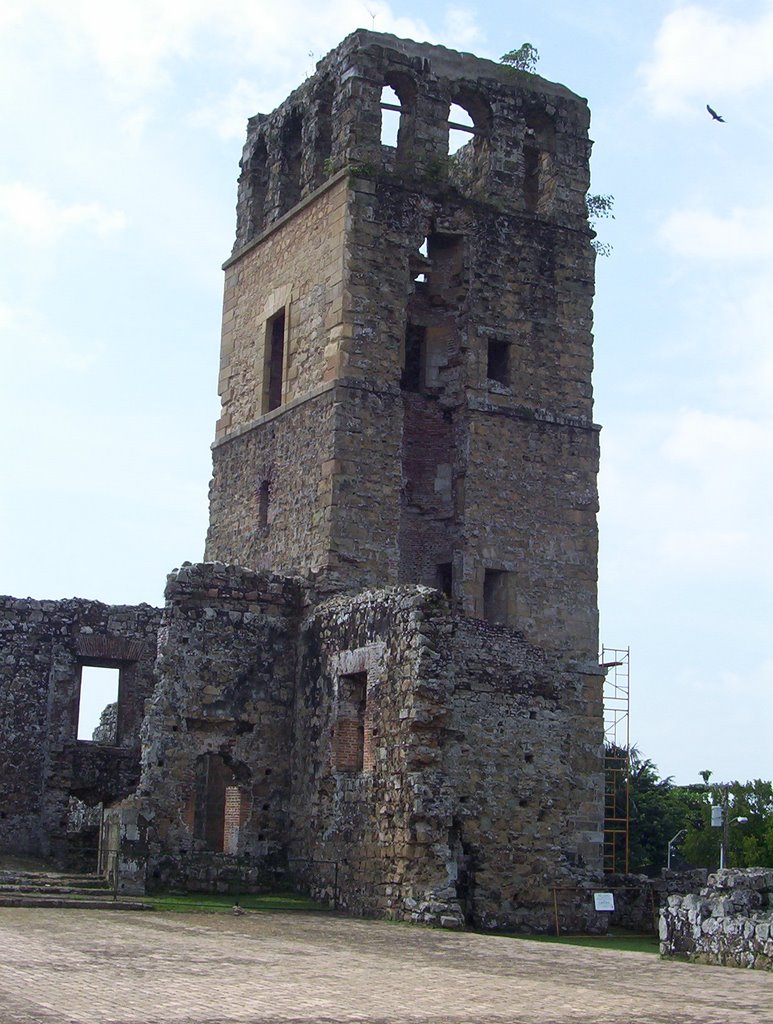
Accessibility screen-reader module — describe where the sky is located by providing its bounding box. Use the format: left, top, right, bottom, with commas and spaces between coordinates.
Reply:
1, 1, 771, 785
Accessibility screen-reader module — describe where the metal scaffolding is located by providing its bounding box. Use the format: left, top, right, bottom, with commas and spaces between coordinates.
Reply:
600, 646, 630, 874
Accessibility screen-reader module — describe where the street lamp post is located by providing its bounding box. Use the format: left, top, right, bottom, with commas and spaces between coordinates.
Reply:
711, 787, 749, 869
720, 814, 749, 869
667, 829, 687, 870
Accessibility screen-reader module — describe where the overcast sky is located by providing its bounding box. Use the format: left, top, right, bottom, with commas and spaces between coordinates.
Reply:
1, 0, 771, 785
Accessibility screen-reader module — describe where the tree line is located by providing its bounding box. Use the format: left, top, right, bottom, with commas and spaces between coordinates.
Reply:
607, 745, 773, 875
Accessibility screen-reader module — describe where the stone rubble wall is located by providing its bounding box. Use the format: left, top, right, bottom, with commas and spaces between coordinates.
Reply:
135, 562, 301, 891
660, 868, 773, 970
443, 617, 604, 932
290, 584, 457, 922
91, 702, 118, 744
600, 870, 708, 933
0, 595, 160, 860
290, 583, 605, 932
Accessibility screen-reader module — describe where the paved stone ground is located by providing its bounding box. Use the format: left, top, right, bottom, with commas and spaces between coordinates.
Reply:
0, 909, 769, 1024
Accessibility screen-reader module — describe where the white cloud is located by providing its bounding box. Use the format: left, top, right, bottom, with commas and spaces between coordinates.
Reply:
663, 409, 773, 465
0, 301, 99, 373
443, 7, 482, 48
660, 206, 773, 262
641, 3, 773, 115
11, 1, 434, 103
190, 79, 267, 142
600, 403, 773, 584
0, 183, 126, 245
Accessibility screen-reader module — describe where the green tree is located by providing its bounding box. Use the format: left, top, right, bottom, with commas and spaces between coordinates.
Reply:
500, 43, 539, 74
586, 193, 615, 257
604, 748, 773, 873
680, 778, 773, 870
606, 745, 688, 874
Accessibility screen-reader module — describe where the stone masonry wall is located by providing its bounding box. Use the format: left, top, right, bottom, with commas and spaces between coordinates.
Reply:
443, 618, 604, 931
290, 584, 604, 932
0, 596, 160, 860
206, 388, 339, 576
660, 869, 773, 970
215, 175, 349, 442
134, 563, 300, 891
290, 585, 454, 921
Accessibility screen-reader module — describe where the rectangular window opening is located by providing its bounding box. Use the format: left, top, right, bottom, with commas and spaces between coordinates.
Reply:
257, 479, 270, 528
483, 569, 512, 627
266, 309, 286, 412
78, 665, 120, 742
524, 146, 540, 212
436, 562, 453, 599
487, 340, 510, 386
401, 323, 426, 392
333, 672, 367, 772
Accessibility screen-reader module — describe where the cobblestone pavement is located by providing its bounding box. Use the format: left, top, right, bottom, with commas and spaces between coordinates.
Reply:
0, 909, 769, 1024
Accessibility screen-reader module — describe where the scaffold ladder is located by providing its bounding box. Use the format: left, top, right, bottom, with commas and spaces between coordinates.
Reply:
600, 646, 630, 874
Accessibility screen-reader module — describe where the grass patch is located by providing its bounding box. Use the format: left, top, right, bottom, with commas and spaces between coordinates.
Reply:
501, 929, 659, 955
143, 890, 329, 914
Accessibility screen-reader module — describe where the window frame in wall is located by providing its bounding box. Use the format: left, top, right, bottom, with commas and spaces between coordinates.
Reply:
263, 307, 287, 413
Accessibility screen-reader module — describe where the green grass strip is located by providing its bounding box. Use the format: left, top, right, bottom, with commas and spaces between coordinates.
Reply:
500, 929, 659, 954
142, 890, 328, 913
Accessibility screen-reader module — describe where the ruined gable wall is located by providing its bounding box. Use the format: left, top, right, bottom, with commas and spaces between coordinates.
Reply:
0, 596, 160, 858
289, 585, 603, 931
289, 586, 455, 919
442, 618, 604, 932
136, 563, 300, 889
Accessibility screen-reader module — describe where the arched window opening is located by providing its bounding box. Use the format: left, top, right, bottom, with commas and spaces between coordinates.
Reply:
281, 110, 303, 213
447, 90, 491, 188
246, 139, 269, 239
380, 75, 416, 165
315, 81, 334, 183
523, 109, 556, 213
380, 85, 402, 147
412, 236, 430, 284
448, 103, 475, 155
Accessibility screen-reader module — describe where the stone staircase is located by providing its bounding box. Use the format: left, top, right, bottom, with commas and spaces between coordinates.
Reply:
0, 869, 153, 910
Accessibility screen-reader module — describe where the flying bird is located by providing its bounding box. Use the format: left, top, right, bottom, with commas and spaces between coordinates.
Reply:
706, 104, 725, 123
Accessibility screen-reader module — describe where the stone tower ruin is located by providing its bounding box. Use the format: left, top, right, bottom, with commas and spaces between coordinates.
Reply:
204, 30, 599, 662
1, 31, 605, 933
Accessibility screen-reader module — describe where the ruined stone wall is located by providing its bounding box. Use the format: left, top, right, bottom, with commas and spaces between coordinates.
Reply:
660, 869, 773, 970
206, 389, 339, 575
290, 585, 603, 932
0, 596, 160, 859
289, 585, 449, 919
441, 618, 604, 931
135, 563, 300, 890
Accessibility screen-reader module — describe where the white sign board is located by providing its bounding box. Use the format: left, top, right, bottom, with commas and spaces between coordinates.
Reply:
594, 892, 615, 912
